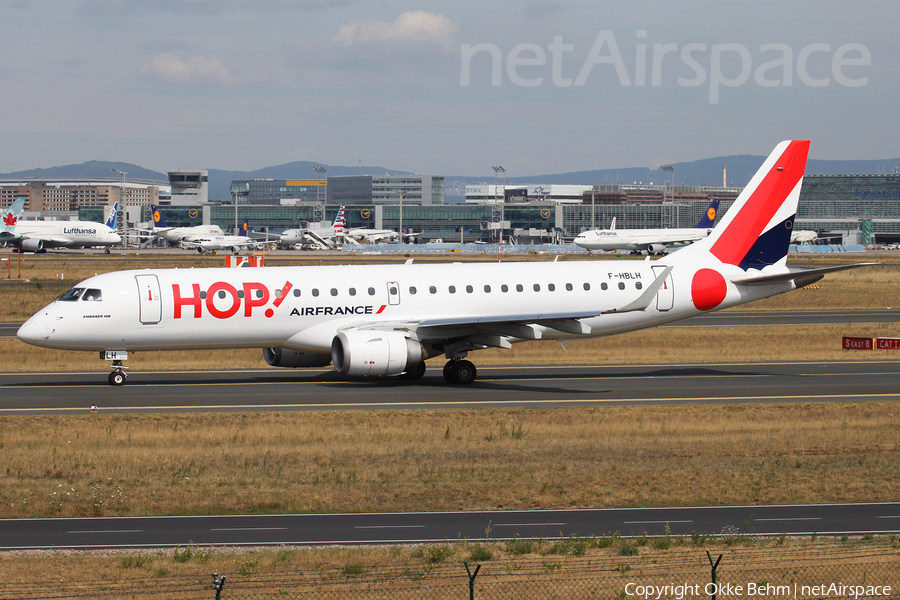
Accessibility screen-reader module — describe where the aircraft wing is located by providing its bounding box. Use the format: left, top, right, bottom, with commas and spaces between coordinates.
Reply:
349, 266, 673, 342
730, 263, 879, 288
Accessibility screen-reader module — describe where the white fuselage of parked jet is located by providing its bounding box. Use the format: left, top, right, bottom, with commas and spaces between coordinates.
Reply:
573, 227, 712, 252
11, 220, 121, 251
155, 224, 224, 244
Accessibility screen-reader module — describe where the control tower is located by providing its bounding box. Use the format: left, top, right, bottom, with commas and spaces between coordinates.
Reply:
167, 170, 208, 205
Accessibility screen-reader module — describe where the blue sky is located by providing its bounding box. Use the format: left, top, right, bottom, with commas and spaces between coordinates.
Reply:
1, 0, 896, 177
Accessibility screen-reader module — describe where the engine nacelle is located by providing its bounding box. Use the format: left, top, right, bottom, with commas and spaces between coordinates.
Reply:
263, 347, 332, 368
331, 330, 425, 377
21, 238, 44, 252
647, 243, 667, 254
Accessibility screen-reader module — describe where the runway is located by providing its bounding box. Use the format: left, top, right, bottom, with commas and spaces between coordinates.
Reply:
0, 360, 898, 414
2, 503, 898, 550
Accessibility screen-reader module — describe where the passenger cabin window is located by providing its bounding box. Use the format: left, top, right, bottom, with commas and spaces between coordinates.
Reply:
548, 283, 555, 292
533, 284, 541, 292
583, 283, 591, 291
409, 286, 417, 295
566, 283, 573, 291
466, 285, 473, 293
449, 285, 456, 294
618, 282, 625, 290
293, 289, 301, 297
484, 285, 491, 293
349, 288, 356, 296
636, 282, 643, 290
58, 288, 85, 302
274, 289, 283, 298
330, 288, 338, 296
429, 286, 437, 294
501, 284, 509, 293
312, 289, 320, 297
82, 289, 102, 302
516, 284, 524, 292
601, 283, 608, 291
368, 287, 375, 296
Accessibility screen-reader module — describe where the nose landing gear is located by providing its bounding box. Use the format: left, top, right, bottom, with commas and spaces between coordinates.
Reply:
102, 351, 129, 386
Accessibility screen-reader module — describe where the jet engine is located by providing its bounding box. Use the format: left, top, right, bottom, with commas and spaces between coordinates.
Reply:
21, 239, 44, 252
331, 330, 426, 377
263, 347, 332, 368
647, 244, 667, 255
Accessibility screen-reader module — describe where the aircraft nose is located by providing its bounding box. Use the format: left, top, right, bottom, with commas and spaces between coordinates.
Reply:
17, 312, 60, 347
111, 232, 122, 243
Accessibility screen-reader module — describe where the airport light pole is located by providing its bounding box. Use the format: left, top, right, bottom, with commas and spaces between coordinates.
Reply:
492, 166, 506, 242
396, 189, 405, 243
111, 169, 127, 247
314, 166, 327, 224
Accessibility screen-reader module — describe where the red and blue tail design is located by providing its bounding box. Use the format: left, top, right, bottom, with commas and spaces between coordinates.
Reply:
333, 204, 346, 233
674, 140, 809, 271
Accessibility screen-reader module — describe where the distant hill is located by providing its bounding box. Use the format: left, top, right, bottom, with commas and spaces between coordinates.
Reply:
3, 155, 898, 204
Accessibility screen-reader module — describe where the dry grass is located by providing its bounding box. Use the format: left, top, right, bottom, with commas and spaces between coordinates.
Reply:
1, 403, 898, 519
0, 531, 897, 599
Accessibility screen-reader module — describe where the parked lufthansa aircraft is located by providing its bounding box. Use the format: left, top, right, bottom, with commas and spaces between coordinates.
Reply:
18, 141, 873, 386
2, 200, 121, 252
150, 205, 224, 245
573, 199, 720, 254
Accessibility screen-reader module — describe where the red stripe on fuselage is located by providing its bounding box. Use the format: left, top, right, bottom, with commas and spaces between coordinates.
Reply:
710, 140, 809, 266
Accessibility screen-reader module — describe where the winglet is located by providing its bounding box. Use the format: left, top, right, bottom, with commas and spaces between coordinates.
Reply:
604, 266, 673, 314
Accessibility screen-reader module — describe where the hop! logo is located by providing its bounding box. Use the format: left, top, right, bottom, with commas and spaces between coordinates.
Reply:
3, 213, 16, 227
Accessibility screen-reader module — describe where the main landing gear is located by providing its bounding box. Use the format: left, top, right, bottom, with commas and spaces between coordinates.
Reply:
443, 359, 476, 385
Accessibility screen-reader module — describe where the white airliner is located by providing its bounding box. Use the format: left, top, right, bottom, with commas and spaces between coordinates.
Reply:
574, 199, 720, 254
179, 219, 266, 254
280, 205, 348, 248
150, 205, 224, 244
1, 200, 121, 253
18, 141, 873, 386
280, 205, 403, 247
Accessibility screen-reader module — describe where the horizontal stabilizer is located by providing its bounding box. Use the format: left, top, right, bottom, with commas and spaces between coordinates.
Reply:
604, 266, 673, 314
731, 263, 879, 287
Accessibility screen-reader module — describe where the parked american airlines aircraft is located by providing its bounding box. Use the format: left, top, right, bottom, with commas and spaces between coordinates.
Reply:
150, 205, 224, 244
18, 141, 873, 386
574, 199, 720, 254
280, 205, 347, 247
2, 200, 121, 253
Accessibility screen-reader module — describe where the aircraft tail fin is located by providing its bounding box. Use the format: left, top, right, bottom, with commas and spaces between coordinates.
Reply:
694, 199, 720, 228
151, 204, 168, 229
670, 140, 810, 271
1, 197, 25, 234
240, 218, 249, 236
333, 204, 346, 233
609, 216, 616, 231
105, 202, 119, 229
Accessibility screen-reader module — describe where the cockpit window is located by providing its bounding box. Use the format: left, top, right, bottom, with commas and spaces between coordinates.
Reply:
58, 287, 85, 302
82, 289, 102, 302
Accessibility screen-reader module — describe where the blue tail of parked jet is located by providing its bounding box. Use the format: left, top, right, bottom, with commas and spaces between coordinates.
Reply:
150, 204, 168, 229
693, 199, 720, 229
239, 218, 249, 236
105, 202, 119, 229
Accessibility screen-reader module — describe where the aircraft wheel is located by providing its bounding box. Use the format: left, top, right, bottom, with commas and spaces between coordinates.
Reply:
447, 360, 476, 385
443, 361, 455, 383
108, 371, 126, 386
402, 361, 427, 380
